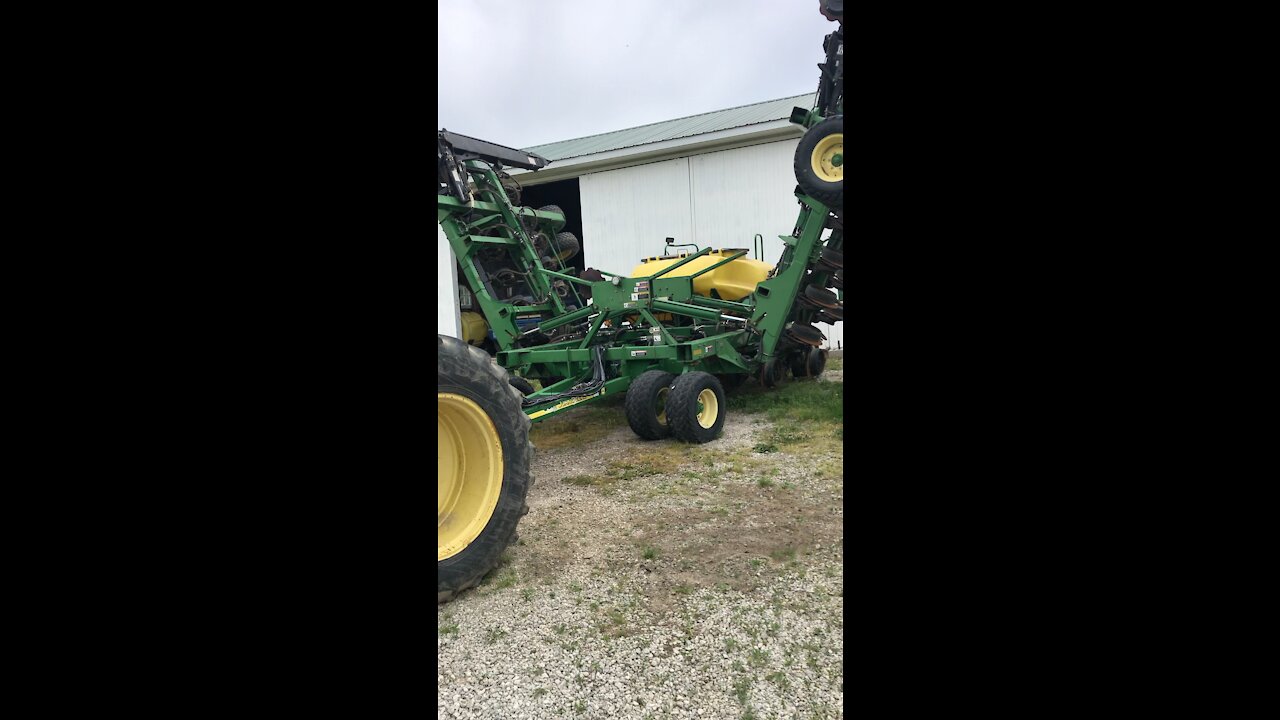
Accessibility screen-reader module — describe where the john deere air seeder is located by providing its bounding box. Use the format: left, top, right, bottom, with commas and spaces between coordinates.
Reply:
437, 114, 842, 444
437, 8, 842, 602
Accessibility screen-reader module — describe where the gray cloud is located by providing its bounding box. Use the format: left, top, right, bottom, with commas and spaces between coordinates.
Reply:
438, 0, 836, 149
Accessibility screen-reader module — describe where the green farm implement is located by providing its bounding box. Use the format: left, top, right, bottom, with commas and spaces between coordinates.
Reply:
438, 5, 842, 603
436, 16, 842, 446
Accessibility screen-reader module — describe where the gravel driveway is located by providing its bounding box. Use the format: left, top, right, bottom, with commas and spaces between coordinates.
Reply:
438, 361, 844, 720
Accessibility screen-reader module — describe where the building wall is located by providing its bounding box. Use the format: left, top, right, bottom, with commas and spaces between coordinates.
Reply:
438, 225, 461, 339
578, 139, 844, 349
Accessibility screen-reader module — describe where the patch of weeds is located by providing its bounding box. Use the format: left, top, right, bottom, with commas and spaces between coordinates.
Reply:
749, 648, 770, 667
642, 546, 659, 560
733, 677, 752, 706
757, 478, 775, 488
485, 627, 508, 645
673, 584, 693, 595
438, 624, 458, 636
754, 443, 779, 453
521, 588, 534, 602
570, 582, 583, 593
533, 688, 548, 698
766, 671, 790, 691
770, 546, 797, 563
725, 638, 741, 652
574, 699, 586, 714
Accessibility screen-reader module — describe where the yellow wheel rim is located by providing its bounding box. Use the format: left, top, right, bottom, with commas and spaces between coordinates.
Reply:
438, 392, 504, 562
696, 388, 719, 429
656, 386, 671, 426
811, 133, 844, 183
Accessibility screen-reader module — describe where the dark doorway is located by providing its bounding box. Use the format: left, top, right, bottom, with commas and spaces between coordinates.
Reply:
519, 178, 585, 277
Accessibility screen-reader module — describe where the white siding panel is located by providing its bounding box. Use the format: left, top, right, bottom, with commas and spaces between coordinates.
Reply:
438, 225, 461, 339
579, 159, 694, 273
690, 141, 843, 350
689, 140, 801, 261
576, 141, 844, 350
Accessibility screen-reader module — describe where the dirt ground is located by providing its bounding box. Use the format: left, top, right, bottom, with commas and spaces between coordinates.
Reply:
438, 356, 844, 720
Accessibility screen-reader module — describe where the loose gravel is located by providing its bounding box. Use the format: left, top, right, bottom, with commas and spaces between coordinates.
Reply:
438, 369, 844, 720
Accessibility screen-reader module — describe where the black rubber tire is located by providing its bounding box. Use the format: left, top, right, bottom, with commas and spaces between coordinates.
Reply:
509, 375, 536, 396
438, 335, 533, 604
759, 357, 787, 389
667, 372, 727, 444
788, 353, 809, 379
499, 172, 521, 206
806, 348, 828, 378
794, 115, 843, 208
625, 370, 675, 440
538, 205, 565, 231
553, 231, 581, 263
716, 373, 748, 393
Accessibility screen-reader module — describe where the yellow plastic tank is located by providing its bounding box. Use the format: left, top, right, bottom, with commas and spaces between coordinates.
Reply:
460, 311, 488, 346
630, 249, 771, 302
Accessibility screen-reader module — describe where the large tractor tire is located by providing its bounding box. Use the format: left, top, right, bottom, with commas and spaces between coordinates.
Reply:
438, 335, 533, 604
794, 115, 843, 208
667, 371, 727, 444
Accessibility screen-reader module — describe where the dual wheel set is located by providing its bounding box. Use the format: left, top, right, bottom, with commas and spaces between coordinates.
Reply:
625, 370, 727, 444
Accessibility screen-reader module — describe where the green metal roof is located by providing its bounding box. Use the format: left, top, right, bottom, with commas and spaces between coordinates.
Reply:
523, 93, 815, 162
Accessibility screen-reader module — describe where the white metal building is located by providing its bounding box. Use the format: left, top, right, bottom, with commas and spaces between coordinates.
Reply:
439, 93, 843, 350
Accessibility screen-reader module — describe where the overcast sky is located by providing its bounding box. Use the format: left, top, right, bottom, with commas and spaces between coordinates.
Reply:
438, 0, 836, 150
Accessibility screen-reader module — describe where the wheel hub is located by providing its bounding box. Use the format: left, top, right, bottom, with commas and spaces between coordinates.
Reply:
438, 393, 504, 561
811, 133, 844, 183
696, 388, 719, 429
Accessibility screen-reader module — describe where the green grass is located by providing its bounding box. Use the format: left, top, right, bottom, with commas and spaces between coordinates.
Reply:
727, 376, 843, 424
766, 671, 790, 690
770, 546, 797, 563
562, 474, 609, 487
